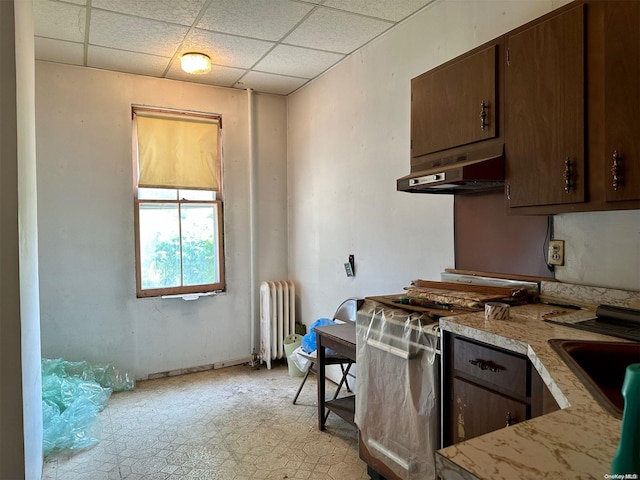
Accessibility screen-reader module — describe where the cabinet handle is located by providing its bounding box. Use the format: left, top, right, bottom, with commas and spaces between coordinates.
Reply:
506, 411, 515, 427
480, 101, 488, 130
469, 358, 503, 372
611, 150, 622, 191
563, 157, 573, 193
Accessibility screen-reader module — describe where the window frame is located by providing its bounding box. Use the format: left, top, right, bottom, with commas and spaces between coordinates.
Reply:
132, 106, 225, 298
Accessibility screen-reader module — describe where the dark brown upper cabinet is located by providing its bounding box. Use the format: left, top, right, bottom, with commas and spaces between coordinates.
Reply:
602, 1, 640, 203
504, 0, 639, 214
410, 42, 502, 171
505, 4, 586, 209
404, 0, 639, 212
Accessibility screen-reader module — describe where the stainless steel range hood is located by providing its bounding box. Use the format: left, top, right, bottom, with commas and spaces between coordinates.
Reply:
397, 143, 505, 195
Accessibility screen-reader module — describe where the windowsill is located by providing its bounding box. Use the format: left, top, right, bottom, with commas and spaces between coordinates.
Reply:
160, 291, 226, 301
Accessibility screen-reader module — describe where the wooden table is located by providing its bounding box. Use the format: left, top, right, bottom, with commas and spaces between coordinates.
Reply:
314, 322, 357, 431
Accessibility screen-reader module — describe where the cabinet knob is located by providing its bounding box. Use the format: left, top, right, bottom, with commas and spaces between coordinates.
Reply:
611, 150, 622, 191
480, 101, 489, 131
563, 157, 573, 193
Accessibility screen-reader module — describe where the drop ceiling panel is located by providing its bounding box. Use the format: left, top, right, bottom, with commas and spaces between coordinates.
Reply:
34, 0, 86, 43
35, 37, 84, 66
88, 46, 171, 77
91, 0, 206, 26
283, 7, 393, 54
238, 71, 308, 96
33, 0, 432, 95
89, 10, 189, 57
198, 0, 314, 41
254, 45, 344, 79
323, 0, 433, 22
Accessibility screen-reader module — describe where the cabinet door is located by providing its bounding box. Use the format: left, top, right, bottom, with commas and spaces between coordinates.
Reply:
505, 5, 585, 208
450, 378, 527, 444
604, 1, 640, 202
412, 44, 498, 159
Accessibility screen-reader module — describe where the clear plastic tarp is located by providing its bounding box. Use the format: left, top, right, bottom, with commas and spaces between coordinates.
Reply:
355, 299, 439, 480
42, 358, 135, 457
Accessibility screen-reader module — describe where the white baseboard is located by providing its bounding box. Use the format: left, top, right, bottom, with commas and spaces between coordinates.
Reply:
146, 356, 253, 380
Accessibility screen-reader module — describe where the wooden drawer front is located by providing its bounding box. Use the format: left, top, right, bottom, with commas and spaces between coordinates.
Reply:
453, 337, 527, 397
450, 378, 527, 444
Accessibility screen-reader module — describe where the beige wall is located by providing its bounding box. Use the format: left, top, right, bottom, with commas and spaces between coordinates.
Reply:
36, 63, 288, 379
555, 210, 640, 289
0, 3, 24, 477
1, 0, 43, 478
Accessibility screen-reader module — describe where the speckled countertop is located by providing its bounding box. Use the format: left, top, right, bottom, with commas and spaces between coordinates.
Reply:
436, 285, 640, 480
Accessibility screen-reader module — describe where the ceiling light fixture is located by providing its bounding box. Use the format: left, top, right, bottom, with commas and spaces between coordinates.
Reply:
181, 52, 212, 75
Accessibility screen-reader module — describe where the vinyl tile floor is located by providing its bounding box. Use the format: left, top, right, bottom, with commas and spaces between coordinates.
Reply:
42, 363, 368, 480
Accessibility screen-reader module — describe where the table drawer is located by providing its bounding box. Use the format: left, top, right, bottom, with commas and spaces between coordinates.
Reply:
453, 336, 527, 397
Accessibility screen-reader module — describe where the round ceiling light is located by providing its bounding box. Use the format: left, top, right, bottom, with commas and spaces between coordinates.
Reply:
181, 52, 212, 75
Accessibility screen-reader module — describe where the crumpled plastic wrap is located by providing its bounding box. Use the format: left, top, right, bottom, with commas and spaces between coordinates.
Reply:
355, 300, 439, 480
42, 358, 135, 456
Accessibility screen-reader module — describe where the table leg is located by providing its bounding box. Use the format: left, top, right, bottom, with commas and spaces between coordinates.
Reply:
317, 336, 326, 431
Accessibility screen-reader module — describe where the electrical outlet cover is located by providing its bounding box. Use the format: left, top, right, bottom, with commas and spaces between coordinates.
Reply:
548, 240, 565, 266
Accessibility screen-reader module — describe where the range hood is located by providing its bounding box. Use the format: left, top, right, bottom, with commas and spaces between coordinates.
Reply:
397, 143, 505, 195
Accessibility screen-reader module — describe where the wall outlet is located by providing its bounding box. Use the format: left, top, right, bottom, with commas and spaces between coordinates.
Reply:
548, 240, 565, 266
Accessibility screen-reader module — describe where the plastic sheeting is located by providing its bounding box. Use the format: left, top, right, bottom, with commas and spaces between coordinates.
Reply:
301, 318, 335, 353
355, 300, 439, 480
42, 358, 135, 457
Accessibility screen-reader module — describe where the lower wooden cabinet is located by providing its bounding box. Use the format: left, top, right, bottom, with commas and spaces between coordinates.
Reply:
450, 377, 528, 444
442, 332, 558, 446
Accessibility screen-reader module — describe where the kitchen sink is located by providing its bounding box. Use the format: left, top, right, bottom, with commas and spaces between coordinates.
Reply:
549, 339, 640, 418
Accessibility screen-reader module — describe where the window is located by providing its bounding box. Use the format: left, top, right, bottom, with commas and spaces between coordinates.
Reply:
132, 106, 225, 298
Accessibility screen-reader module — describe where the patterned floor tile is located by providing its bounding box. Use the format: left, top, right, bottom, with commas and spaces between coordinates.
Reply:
43, 364, 368, 479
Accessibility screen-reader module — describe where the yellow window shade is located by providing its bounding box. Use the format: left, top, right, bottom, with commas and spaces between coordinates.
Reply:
136, 114, 220, 190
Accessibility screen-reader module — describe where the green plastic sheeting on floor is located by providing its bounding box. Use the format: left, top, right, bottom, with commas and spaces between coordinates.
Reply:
41, 358, 135, 457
